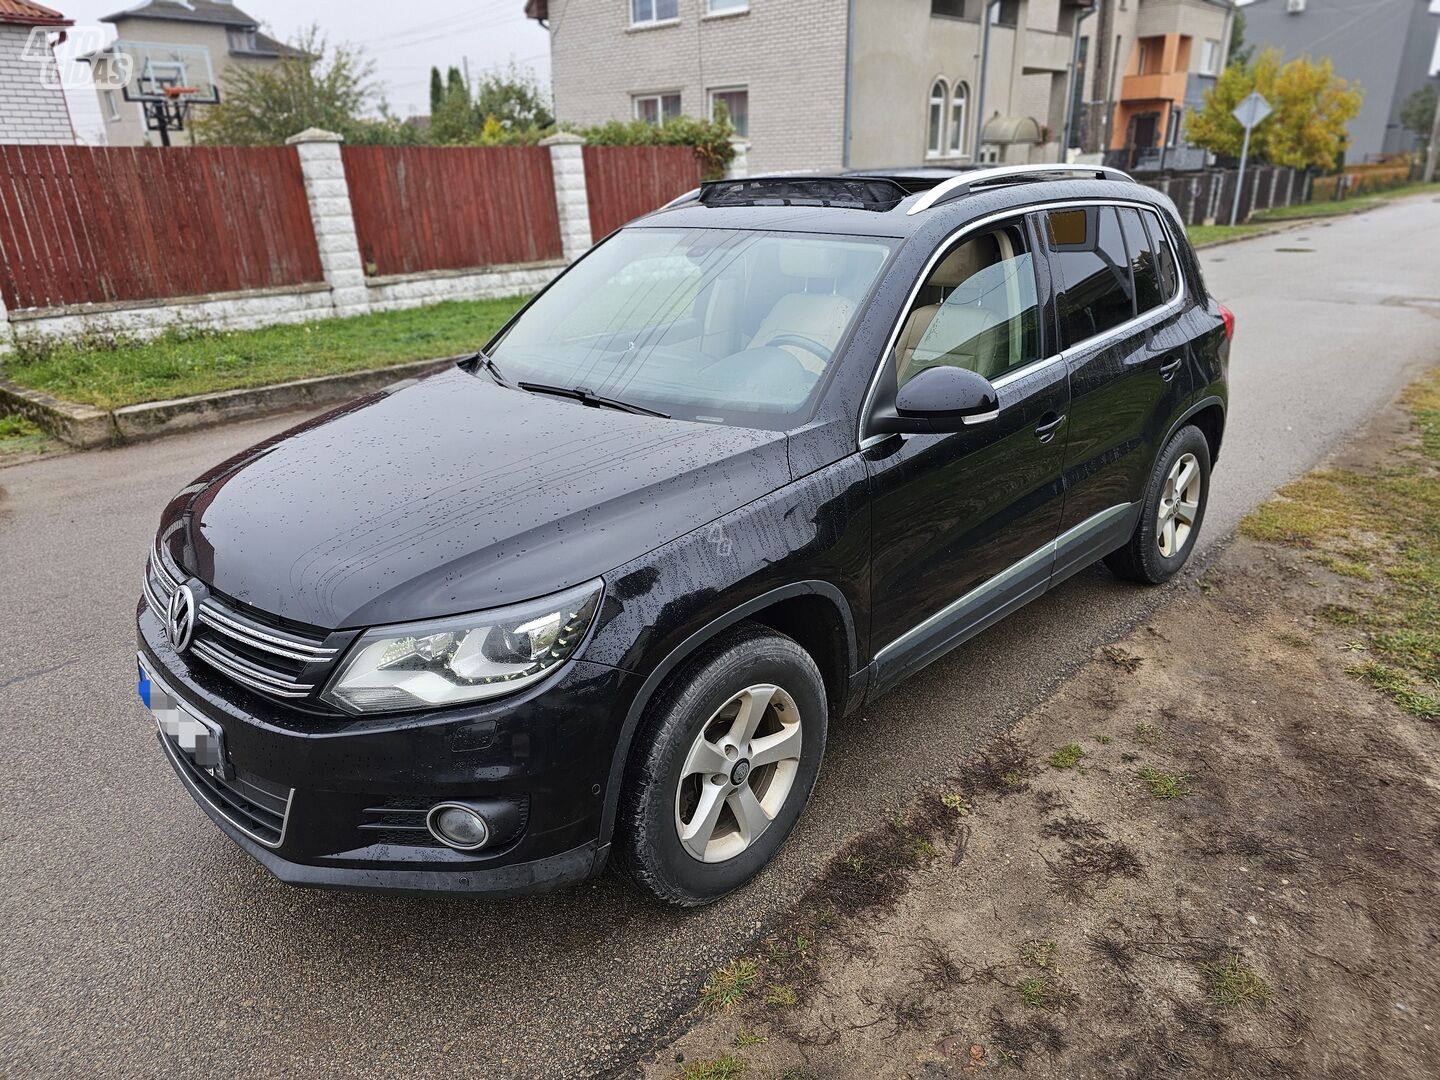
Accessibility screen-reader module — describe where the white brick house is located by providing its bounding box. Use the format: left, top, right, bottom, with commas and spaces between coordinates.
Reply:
527, 0, 1090, 173
0, 0, 76, 145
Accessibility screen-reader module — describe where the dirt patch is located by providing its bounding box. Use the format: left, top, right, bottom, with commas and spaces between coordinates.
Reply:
640, 378, 1440, 1080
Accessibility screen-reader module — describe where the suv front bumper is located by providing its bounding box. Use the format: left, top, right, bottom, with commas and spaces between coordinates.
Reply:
138, 602, 638, 895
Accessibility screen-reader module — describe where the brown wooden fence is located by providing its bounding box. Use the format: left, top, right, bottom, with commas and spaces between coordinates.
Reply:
342, 146, 563, 277
0, 145, 323, 312
583, 146, 703, 240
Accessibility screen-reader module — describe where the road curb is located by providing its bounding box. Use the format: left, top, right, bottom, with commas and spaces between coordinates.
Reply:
0, 355, 460, 448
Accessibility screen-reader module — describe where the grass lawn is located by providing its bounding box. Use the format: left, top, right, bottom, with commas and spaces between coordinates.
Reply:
1241, 367, 1440, 719
1187, 181, 1440, 248
2, 294, 531, 411
0, 414, 60, 461
1186, 223, 1271, 246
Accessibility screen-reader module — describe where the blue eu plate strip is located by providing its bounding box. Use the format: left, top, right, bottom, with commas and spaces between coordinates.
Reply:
137, 660, 152, 710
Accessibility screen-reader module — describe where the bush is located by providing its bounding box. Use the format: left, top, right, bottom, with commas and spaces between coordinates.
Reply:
579, 114, 737, 180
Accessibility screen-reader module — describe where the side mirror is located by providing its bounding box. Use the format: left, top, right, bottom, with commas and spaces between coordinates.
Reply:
869, 365, 999, 435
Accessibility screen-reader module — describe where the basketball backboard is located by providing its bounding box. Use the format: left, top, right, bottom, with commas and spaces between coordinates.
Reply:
111, 40, 220, 104
101, 40, 220, 145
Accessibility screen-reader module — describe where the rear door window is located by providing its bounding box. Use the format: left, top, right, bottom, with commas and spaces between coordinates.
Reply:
1044, 206, 1135, 348
1143, 208, 1179, 300
1117, 207, 1164, 316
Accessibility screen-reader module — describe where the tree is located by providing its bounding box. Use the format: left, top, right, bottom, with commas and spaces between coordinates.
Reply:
1186, 48, 1362, 171
1401, 84, 1437, 148
1227, 8, 1254, 68
473, 62, 553, 131
194, 27, 377, 145
427, 61, 554, 144
429, 66, 444, 116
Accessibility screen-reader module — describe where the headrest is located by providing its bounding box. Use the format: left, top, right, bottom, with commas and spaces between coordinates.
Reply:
929, 234, 1001, 288
779, 245, 847, 279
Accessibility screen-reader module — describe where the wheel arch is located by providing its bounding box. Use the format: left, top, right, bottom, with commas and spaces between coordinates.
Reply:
595, 581, 858, 851
1166, 395, 1226, 465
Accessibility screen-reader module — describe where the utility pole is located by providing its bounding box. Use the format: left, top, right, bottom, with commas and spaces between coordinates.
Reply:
1426, 85, 1440, 183
1086, 0, 1115, 155
1062, 3, 1097, 160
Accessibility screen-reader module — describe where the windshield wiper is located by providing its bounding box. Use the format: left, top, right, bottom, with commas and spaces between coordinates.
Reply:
463, 349, 510, 387
517, 381, 671, 419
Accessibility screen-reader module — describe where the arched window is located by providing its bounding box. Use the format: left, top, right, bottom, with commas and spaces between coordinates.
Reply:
949, 81, 969, 156
927, 79, 948, 158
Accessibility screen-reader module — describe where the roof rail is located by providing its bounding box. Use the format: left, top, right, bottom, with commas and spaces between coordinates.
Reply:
906, 163, 1134, 216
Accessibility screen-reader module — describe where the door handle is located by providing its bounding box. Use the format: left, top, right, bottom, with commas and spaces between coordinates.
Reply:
1159, 356, 1183, 382
1034, 413, 1065, 443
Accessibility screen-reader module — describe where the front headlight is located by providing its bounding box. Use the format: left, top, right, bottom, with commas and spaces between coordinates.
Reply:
320, 579, 603, 714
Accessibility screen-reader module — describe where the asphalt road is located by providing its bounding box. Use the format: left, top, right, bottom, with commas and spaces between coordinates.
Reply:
3, 194, 1438, 1079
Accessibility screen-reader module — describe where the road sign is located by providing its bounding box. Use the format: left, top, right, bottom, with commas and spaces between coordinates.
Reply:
1230, 91, 1273, 226
1232, 91, 1273, 131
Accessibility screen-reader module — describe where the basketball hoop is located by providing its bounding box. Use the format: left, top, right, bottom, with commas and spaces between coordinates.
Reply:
111, 41, 221, 146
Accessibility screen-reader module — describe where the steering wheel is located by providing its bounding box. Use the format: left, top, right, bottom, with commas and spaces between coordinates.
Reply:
761, 333, 831, 363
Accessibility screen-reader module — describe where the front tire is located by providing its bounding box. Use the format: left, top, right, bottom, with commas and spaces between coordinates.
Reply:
616, 623, 827, 907
1105, 424, 1211, 584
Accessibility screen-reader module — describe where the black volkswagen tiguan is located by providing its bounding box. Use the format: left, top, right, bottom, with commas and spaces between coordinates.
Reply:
138, 165, 1232, 905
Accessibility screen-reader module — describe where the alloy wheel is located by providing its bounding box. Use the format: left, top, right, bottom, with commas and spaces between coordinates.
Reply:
674, 684, 802, 863
1157, 451, 1201, 558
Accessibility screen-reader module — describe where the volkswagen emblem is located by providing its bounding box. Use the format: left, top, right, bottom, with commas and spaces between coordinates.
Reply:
166, 584, 197, 653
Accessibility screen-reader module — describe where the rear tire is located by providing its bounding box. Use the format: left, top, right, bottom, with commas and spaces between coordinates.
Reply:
616, 623, 827, 907
1105, 425, 1211, 585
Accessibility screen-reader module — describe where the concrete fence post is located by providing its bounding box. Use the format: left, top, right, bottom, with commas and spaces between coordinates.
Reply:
0, 279, 11, 357
286, 128, 370, 317
540, 133, 592, 263
726, 138, 750, 179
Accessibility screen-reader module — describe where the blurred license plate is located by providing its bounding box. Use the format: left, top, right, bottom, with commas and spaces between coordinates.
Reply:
138, 657, 229, 777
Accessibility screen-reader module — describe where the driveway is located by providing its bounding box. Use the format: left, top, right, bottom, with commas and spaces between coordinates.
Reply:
2, 193, 1437, 1079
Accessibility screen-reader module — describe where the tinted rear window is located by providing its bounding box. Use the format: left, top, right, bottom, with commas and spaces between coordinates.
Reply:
1118, 207, 1164, 315
1144, 208, 1179, 300
1045, 206, 1135, 348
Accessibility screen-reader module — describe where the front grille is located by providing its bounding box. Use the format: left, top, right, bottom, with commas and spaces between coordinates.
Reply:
157, 730, 293, 847
145, 545, 338, 703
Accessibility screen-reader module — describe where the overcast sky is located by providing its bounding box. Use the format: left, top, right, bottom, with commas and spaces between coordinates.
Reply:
53, 0, 552, 144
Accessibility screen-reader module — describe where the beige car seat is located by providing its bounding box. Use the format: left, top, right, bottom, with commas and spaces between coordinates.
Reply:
895, 234, 1004, 382
750, 246, 855, 374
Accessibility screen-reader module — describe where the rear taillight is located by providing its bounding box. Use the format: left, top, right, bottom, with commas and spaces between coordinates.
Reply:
1218, 303, 1235, 341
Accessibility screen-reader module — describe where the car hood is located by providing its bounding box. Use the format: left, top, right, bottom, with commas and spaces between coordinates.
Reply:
161, 366, 792, 629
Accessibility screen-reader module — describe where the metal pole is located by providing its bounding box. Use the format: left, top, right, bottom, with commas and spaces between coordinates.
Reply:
1230, 124, 1251, 225
1425, 86, 1440, 183
974, 0, 999, 160
1061, 6, 1095, 160
842, 0, 855, 168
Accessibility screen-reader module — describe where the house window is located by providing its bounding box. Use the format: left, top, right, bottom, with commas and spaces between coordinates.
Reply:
710, 87, 749, 137
226, 27, 258, 52
1200, 38, 1221, 76
103, 89, 120, 120
948, 81, 969, 155
1167, 106, 1183, 147
930, 0, 966, 16
1136, 40, 1152, 75
634, 92, 681, 125
927, 79, 948, 158
706, 0, 748, 14
631, 0, 679, 25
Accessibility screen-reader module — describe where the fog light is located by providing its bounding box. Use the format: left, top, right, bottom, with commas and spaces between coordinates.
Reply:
426, 802, 491, 851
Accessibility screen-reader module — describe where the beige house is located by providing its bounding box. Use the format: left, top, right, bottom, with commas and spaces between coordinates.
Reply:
527, 1, 1102, 174
85, 0, 304, 147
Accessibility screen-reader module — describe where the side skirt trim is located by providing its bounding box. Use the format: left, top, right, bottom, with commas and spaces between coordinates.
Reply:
871, 502, 1135, 693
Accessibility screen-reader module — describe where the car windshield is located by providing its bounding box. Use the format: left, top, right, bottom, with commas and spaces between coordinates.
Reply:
488, 227, 897, 428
